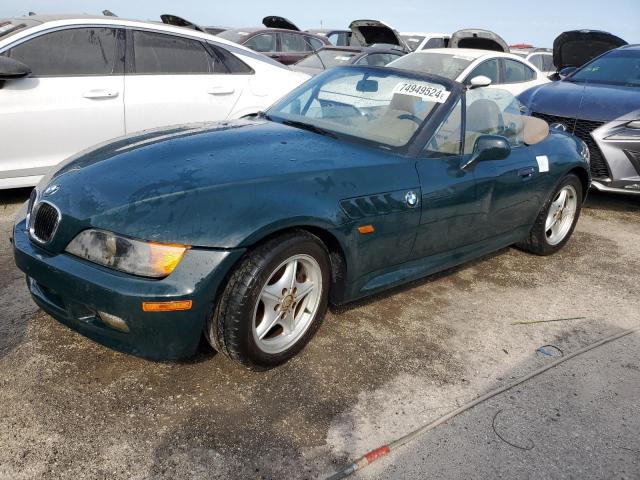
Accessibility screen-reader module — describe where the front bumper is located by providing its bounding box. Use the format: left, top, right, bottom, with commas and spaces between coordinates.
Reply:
12, 218, 245, 360
591, 123, 640, 194
591, 179, 640, 195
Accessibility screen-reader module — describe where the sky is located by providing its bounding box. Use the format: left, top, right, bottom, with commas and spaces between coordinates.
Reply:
2, 0, 639, 47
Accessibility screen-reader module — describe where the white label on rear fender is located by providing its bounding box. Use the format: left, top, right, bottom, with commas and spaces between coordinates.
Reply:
536, 155, 549, 173
392, 82, 450, 103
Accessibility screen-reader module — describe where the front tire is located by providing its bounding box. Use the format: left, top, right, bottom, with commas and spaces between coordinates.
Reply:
207, 230, 330, 369
517, 173, 583, 256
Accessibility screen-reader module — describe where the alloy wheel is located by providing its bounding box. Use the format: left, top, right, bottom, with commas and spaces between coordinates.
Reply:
252, 254, 323, 354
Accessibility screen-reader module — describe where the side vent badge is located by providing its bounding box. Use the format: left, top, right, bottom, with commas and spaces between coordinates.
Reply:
405, 191, 418, 208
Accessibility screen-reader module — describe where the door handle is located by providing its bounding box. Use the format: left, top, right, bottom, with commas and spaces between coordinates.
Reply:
82, 89, 119, 99
518, 167, 536, 178
207, 86, 235, 95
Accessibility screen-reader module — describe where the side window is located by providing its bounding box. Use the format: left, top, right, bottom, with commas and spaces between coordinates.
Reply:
529, 54, 544, 70
424, 99, 463, 158
464, 88, 526, 154
468, 59, 500, 84
209, 44, 253, 74
6, 27, 121, 76
280, 33, 306, 52
244, 33, 276, 53
328, 32, 348, 46
502, 59, 536, 83
307, 37, 324, 51
534, 54, 555, 72
133, 31, 218, 74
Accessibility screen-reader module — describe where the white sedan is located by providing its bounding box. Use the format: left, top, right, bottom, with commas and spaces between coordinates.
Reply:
388, 48, 549, 98
0, 14, 309, 189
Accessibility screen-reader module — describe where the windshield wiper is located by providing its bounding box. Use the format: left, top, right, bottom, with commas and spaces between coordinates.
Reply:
280, 119, 337, 138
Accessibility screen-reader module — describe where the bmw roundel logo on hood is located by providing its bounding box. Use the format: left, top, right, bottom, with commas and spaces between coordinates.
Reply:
43, 184, 60, 196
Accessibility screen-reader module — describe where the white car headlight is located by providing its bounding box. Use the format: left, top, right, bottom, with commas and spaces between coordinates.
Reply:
65, 229, 188, 278
626, 120, 640, 129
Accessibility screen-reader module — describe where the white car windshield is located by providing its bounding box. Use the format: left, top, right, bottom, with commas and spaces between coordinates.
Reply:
269, 67, 452, 148
296, 49, 360, 69
400, 35, 425, 51
389, 52, 473, 80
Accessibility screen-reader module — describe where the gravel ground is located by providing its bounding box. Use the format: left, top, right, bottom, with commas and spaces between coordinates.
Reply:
0, 188, 638, 480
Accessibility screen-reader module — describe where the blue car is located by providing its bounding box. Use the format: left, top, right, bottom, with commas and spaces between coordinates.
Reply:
13, 67, 590, 368
519, 40, 640, 195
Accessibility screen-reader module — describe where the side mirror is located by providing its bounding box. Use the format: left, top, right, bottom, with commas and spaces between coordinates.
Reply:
0, 56, 31, 81
468, 75, 492, 89
461, 135, 511, 170
558, 66, 577, 80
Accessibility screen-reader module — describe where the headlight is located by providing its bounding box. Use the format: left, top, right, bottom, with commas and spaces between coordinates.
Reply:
65, 229, 188, 278
627, 120, 640, 129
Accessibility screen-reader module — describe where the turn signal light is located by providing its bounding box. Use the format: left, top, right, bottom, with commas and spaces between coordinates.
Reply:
142, 300, 193, 312
357, 224, 375, 234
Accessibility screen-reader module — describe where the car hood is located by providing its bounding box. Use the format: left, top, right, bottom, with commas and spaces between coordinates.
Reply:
519, 80, 640, 122
449, 29, 509, 52
39, 119, 384, 247
349, 19, 407, 51
262, 15, 299, 31
552, 30, 627, 69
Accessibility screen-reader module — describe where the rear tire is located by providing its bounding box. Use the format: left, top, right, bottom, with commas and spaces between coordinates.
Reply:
517, 173, 583, 256
206, 230, 330, 369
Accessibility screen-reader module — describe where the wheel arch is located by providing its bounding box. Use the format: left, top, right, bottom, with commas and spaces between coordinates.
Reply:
241, 222, 350, 306
567, 166, 590, 201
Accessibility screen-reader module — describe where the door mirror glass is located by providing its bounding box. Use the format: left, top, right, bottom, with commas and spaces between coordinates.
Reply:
0, 56, 31, 80
558, 66, 577, 79
462, 134, 511, 169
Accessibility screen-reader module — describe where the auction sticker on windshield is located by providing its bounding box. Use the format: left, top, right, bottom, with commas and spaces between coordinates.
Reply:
392, 82, 450, 103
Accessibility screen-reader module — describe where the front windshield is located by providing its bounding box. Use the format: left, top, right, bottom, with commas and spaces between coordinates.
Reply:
296, 49, 359, 69
268, 67, 452, 148
389, 52, 473, 80
400, 35, 425, 51
568, 49, 640, 87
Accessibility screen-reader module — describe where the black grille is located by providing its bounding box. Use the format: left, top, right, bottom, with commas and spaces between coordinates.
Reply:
531, 112, 610, 179
31, 202, 59, 244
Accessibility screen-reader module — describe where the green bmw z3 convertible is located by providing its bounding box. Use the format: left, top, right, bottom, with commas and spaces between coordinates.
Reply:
13, 66, 591, 369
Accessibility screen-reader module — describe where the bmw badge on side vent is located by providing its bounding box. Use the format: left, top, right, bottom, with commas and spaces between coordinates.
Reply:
405, 191, 418, 207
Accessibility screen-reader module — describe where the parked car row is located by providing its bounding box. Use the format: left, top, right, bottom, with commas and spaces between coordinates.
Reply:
1, 12, 637, 196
